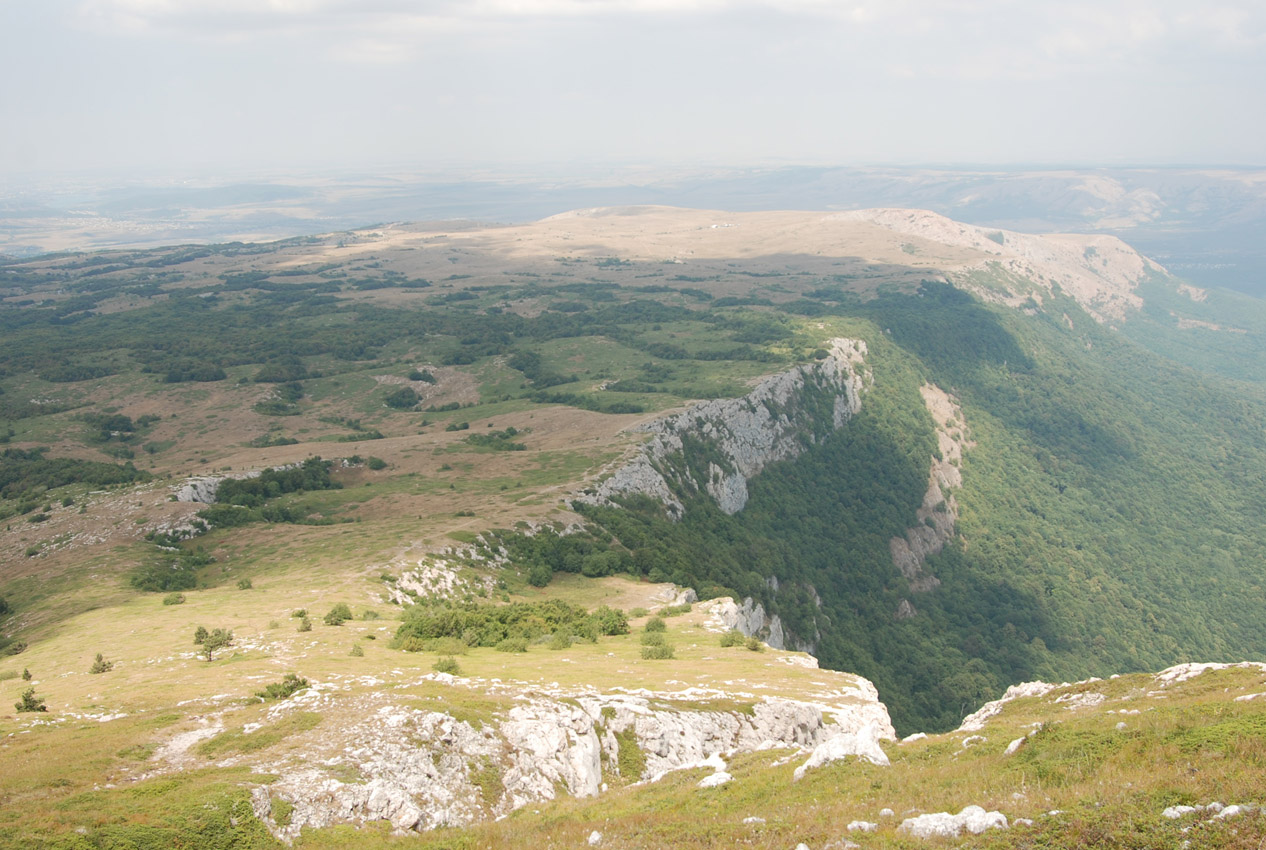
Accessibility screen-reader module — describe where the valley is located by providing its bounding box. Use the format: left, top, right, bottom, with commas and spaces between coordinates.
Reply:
1, 206, 1265, 847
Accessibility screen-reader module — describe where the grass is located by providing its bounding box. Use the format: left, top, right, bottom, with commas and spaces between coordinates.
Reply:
197, 712, 323, 757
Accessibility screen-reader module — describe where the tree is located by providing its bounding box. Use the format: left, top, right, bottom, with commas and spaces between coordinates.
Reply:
196, 627, 234, 660
89, 653, 114, 674
15, 687, 46, 713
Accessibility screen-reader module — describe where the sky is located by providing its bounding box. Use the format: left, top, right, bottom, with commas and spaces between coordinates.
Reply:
2, 0, 1265, 181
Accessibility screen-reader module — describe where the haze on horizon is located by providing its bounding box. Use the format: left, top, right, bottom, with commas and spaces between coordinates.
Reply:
2, 0, 1265, 183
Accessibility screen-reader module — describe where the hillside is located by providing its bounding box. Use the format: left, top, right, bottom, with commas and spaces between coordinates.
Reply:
1, 206, 1265, 846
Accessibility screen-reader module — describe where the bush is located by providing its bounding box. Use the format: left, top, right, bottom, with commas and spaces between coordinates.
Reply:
640, 645, 675, 660
0, 597, 8, 617
427, 636, 468, 655
745, 637, 764, 652
162, 592, 186, 605
22, 668, 31, 681
527, 563, 553, 587
548, 632, 573, 650
629, 607, 649, 618
297, 617, 312, 632
237, 578, 253, 590
255, 673, 308, 701
291, 609, 307, 618
719, 630, 745, 647
644, 617, 666, 633
384, 386, 420, 409
366, 456, 387, 470
324, 603, 353, 626
88, 653, 114, 674
15, 687, 46, 713
591, 605, 629, 636
350, 644, 364, 657
398, 636, 427, 653
658, 603, 692, 617
433, 656, 461, 675
640, 631, 666, 646
495, 637, 528, 653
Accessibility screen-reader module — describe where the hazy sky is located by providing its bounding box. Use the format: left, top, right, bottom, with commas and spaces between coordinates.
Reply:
2, 0, 1264, 180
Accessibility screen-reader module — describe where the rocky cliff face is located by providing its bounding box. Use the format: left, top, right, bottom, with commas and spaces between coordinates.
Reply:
889, 384, 972, 601
585, 337, 869, 518
239, 673, 894, 839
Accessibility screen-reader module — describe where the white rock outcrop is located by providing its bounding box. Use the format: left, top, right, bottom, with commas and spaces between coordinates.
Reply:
958, 681, 1058, 732
888, 384, 972, 594
585, 338, 868, 518
249, 679, 895, 840
898, 805, 1008, 839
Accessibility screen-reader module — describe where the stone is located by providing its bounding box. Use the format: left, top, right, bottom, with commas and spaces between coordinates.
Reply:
588, 830, 603, 846
698, 771, 733, 788
899, 805, 1008, 839
846, 820, 877, 832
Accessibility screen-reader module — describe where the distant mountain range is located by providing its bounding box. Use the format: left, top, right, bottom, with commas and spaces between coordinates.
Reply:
3, 166, 1264, 295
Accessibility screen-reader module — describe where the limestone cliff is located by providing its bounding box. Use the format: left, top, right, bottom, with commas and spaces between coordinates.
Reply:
237, 673, 894, 839
889, 384, 972, 598
584, 337, 869, 518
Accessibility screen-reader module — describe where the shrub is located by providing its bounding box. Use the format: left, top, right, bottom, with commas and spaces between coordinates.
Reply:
350, 644, 364, 657
237, 578, 253, 590
291, 609, 307, 618
384, 387, 420, 409
433, 656, 461, 675
428, 636, 468, 655
366, 456, 387, 470
324, 603, 353, 626
361, 609, 380, 621
640, 632, 666, 646
495, 637, 528, 653
640, 645, 675, 660
89, 653, 114, 674
629, 607, 649, 618
745, 637, 764, 652
297, 616, 312, 632
591, 605, 629, 636
548, 632, 573, 650
398, 636, 427, 653
644, 617, 666, 633
255, 673, 308, 701
22, 668, 31, 681
163, 592, 186, 605
658, 603, 691, 617
719, 630, 745, 647
15, 687, 47, 713
0, 597, 8, 616
527, 564, 553, 587
193, 626, 208, 645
